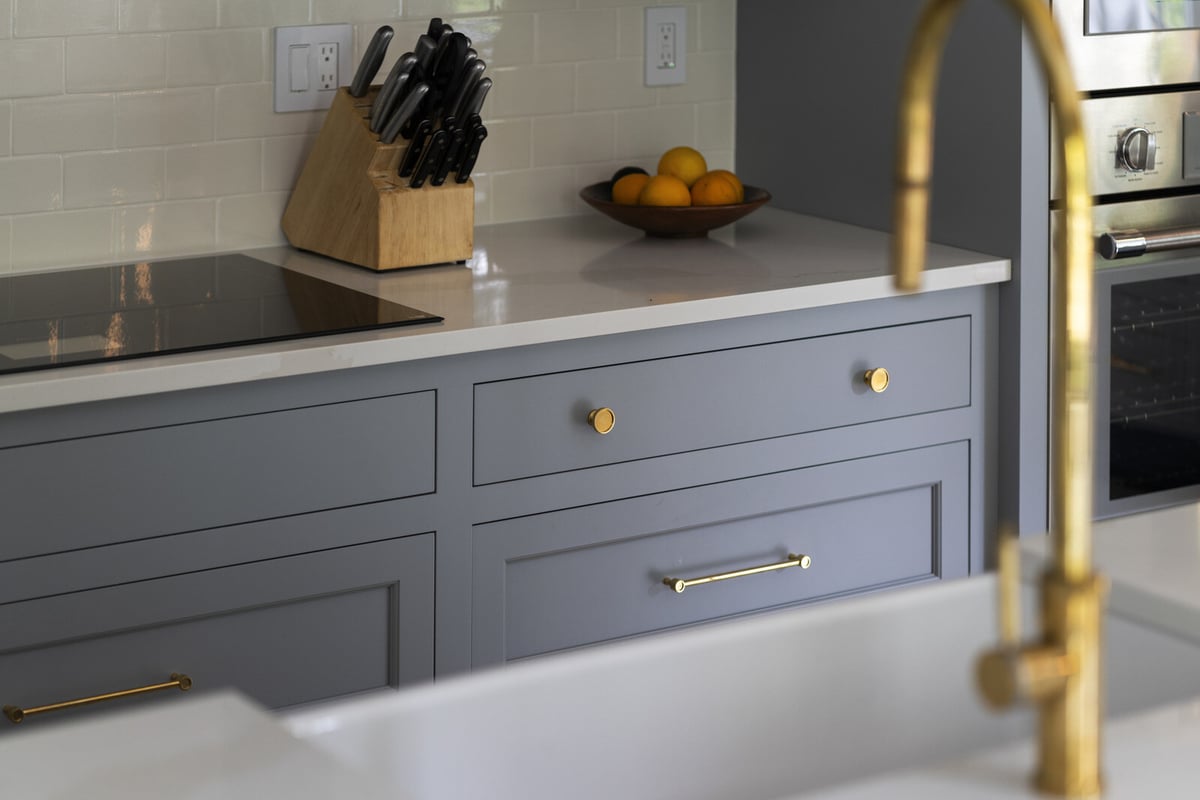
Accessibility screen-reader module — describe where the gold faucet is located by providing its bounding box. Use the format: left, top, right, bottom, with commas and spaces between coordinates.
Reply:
892, 1, 1104, 796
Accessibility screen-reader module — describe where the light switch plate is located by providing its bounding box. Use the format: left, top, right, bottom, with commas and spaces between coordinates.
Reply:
645, 6, 687, 87
274, 24, 353, 112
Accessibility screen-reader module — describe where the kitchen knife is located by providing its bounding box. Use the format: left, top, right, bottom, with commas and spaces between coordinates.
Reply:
455, 125, 488, 183
444, 58, 485, 126
426, 17, 443, 38
413, 34, 437, 71
379, 82, 430, 144
350, 25, 394, 97
398, 118, 434, 177
431, 127, 468, 186
369, 53, 417, 132
409, 129, 449, 188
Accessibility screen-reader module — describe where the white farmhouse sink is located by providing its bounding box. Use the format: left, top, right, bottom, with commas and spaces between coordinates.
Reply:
285, 575, 1200, 800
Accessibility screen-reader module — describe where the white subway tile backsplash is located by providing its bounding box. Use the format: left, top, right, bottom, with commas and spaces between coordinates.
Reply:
165, 139, 261, 199
472, 118, 532, 173
698, 100, 733, 152
0, 218, 11, 272
490, 166, 577, 223
218, 0, 309, 29
216, 82, 323, 138
576, 59, 656, 111
12, 208, 114, 269
0, 102, 10, 155
1, 1, 735, 272
615, 104, 697, 161
13, 95, 114, 154
216, 191, 288, 249
119, 0, 218, 33
67, 34, 165, 93
0, 156, 61, 214
489, 64, 574, 118
532, 113, 614, 167
699, 0, 735, 51
262, 134, 314, 191
117, 200, 216, 257
65, 149, 164, 208
315, 0, 401, 24
537, 9, 618, 63
116, 88, 215, 147
167, 29, 262, 87
14, 0, 115, 38
448, 15, 535, 68
0, 39, 65, 99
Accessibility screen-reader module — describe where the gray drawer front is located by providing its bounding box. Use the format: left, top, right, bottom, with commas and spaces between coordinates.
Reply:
473, 442, 967, 663
0, 534, 434, 727
473, 317, 970, 484
1, 390, 435, 560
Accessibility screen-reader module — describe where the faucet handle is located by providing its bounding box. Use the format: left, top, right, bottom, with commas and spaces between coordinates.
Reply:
997, 524, 1021, 646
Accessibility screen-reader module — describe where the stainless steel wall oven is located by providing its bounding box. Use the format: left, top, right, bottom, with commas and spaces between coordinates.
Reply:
1055, 1, 1200, 516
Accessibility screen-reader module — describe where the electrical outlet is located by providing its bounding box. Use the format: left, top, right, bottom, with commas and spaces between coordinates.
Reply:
274, 24, 353, 112
317, 43, 339, 90
645, 6, 687, 86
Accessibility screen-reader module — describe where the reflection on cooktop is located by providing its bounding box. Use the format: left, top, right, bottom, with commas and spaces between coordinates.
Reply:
0, 254, 443, 376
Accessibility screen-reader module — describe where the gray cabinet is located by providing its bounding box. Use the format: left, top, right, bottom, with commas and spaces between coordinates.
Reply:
0, 283, 995, 724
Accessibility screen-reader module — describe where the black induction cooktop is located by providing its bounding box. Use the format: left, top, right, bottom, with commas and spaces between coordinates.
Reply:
0, 254, 443, 376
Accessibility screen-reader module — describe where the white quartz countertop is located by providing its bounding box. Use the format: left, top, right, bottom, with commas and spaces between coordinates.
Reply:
0, 209, 1008, 414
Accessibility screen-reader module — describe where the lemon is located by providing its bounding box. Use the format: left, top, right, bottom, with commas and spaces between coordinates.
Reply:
657, 146, 708, 188
691, 171, 741, 206
639, 174, 692, 206
612, 173, 650, 205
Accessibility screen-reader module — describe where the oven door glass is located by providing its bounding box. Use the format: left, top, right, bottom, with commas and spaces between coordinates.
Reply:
1088, 0, 1200, 34
1105, 269, 1200, 509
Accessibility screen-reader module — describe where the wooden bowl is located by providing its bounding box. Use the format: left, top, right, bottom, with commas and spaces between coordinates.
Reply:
579, 182, 771, 238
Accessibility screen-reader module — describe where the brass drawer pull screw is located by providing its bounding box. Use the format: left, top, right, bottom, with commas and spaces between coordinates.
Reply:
4, 672, 193, 724
663, 553, 812, 594
863, 367, 890, 393
588, 407, 616, 434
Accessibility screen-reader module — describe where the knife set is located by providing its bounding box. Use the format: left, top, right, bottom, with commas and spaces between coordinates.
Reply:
282, 19, 489, 272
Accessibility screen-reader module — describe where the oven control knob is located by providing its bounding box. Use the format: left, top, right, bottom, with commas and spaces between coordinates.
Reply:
1118, 127, 1157, 172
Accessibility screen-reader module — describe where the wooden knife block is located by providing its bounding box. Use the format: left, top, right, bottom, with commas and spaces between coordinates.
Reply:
282, 87, 474, 271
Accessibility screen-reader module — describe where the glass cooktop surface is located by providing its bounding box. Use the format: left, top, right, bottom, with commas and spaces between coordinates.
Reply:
0, 254, 443, 376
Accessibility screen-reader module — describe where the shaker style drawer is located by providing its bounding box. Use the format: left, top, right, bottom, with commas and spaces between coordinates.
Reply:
0, 390, 435, 560
472, 317, 970, 485
0, 534, 434, 731
472, 442, 967, 663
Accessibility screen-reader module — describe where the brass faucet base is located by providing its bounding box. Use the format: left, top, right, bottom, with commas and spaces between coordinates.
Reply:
1034, 570, 1106, 799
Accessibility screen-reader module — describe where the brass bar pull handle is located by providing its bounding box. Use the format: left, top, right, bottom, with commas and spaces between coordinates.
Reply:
663, 553, 812, 594
4, 673, 193, 724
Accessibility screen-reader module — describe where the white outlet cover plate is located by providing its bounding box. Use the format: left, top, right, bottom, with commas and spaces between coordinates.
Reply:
645, 6, 687, 87
274, 24, 353, 112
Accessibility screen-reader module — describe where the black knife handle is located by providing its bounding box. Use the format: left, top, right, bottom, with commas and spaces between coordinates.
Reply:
431, 128, 467, 186
410, 130, 449, 189
350, 26, 393, 97
426, 17, 443, 38
455, 125, 487, 183
399, 119, 434, 177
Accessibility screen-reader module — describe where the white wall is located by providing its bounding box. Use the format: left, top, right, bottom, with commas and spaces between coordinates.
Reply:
0, 0, 736, 274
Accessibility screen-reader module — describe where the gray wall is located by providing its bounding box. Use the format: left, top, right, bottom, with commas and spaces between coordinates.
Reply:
737, 0, 1052, 541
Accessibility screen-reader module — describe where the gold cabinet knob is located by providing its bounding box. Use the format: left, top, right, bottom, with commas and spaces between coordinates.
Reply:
588, 407, 615, 434
863, 367, 890, 393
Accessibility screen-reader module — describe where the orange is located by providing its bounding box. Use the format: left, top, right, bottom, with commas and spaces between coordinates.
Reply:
690, 171, 741, 206
612, 173, 650, 205
638, 174, 692, 207
706, 169, 744, 203
656, 146, 708, 188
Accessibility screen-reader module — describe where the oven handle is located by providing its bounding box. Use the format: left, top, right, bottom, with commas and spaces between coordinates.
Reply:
1098, 227, 1200, 259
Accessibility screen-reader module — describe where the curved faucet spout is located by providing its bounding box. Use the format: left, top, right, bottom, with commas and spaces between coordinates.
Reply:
892, 1, 1102, 796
